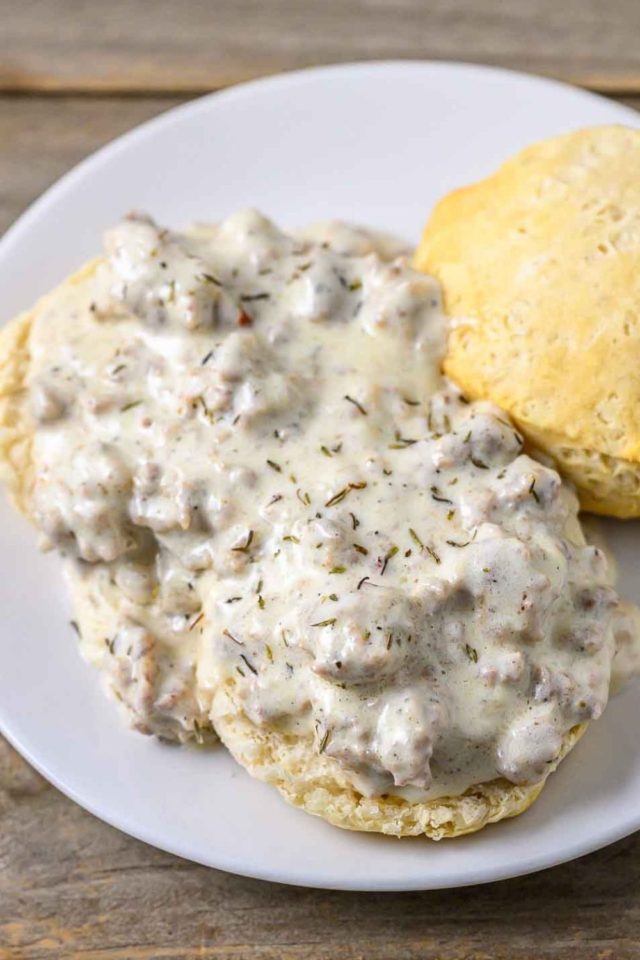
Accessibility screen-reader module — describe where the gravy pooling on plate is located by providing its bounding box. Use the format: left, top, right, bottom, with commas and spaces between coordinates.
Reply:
20, 210, 639, 800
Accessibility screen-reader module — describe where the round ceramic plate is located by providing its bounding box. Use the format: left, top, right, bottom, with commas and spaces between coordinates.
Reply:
1, 61, 639, 891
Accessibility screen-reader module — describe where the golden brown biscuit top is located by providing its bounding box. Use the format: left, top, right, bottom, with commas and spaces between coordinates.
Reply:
416, 125, 640, 467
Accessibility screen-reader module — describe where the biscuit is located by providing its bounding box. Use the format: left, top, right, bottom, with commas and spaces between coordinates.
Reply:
212, 683, 585, 840
0, 250, 602, 839
415, 125, 640, 517
0, 260, 102, 517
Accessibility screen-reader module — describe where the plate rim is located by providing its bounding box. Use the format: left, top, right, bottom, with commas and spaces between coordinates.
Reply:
1, 59, 639, 891
3, 707, 640, 892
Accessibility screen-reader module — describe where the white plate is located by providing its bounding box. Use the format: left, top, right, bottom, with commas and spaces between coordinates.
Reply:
1, 61, 639, 891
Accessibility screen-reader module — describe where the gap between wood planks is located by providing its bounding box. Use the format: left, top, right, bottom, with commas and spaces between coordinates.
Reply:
2, 68, 640, 98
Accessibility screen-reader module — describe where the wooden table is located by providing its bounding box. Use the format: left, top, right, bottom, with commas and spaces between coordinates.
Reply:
2, 2, 640, 956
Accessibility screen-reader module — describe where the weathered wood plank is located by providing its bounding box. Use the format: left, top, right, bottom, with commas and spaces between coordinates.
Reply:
2, 729, 640, 960
2, 0, 640, 94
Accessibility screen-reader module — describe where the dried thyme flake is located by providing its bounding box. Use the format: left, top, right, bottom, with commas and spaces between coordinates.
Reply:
240, 292, 270, 302
343, 394, 367, 415
325, 488, 348, 507
389, 430, 418, 448
240, 653, 258, 676
325, 481, 367, 508
380, 545, 399, 575
188, 612, 205, 631
201, 272, 223, 286
232, 530, 254, 553
431, 486, 453, 504
425, 545, 441, 564
223, 628, 243, 646
409, 528, 424, 550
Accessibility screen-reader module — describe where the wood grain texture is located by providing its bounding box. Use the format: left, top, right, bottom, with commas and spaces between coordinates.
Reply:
2, 727, 640, 960
1, 92, 640, 959
2, 0, 640, 94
